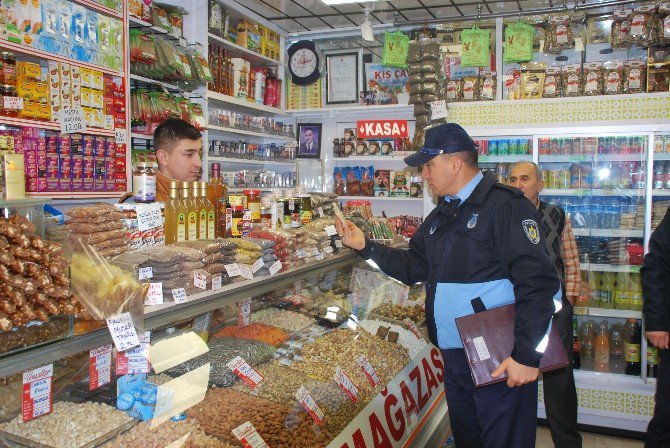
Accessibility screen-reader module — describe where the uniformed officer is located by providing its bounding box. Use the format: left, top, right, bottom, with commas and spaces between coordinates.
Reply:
336, 123, 561, 448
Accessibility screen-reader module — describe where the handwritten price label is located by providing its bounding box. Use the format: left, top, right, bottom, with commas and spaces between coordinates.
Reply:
22, 365, 53, 422
296, 386, 324, 426
269, 260, 282, 276
324, 246, 334, 254
115, 128, 128, 145
324, 225, 338, 237
194, 270, 207, 290
429, 100, 448, 120
171, 288, 188, 304
252, 258, 264, 274
138, 266, 153, 280
89, 345, 112, 391
238, 299, 251, 327
357, 355, 380, 386
116, 331, 151, 375
225, 263, 241, 277
296, 249, 307, 259
226, 356, 264, 388
106, 312, 140, 352
3, 96, 23, 110
212, 276, 222, 291
335, 367, 358, 402
136, 203, 163, 232
145, 282, 164, 306
239, 264, 254, 280
59, 108, 87, 134
232, 422, 269, 448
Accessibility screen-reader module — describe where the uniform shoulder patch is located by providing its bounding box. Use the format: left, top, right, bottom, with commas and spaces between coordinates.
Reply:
522, 219, 540, 244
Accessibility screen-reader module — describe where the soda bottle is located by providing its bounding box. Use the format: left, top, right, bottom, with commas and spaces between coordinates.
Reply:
624, 318, 642, 376
647, 345, 659, 378
573, 318, 581, 369
577, 271, 591, 307
600, 272, 615, 309
610, 324, 625, 373
629, 273, 643, 311
595, 321, 610, 372
580, 320, 596, 371
589, 271, 601, 307
653, 162, 665, 189
614, 272, 630, 310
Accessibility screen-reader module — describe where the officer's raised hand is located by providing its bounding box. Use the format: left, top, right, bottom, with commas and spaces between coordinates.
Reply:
335, 218, 366, 250
491, 357, 540, 388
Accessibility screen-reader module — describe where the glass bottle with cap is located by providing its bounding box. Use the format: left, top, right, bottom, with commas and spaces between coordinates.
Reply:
165, 181, 187, 243
200, 181, 216, 239
182, 181, 198, 241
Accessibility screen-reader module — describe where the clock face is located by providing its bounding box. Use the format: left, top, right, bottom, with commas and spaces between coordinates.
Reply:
290, 48, 318, 78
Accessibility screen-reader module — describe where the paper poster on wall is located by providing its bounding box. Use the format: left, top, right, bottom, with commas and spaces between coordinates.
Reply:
364, 64, 410, 105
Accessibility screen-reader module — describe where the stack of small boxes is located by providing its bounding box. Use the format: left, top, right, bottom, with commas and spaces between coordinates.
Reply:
81, 68, 108, 129
16, 62, 49, 121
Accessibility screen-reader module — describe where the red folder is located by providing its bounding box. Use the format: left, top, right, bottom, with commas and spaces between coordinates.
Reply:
455, 303, 569, 387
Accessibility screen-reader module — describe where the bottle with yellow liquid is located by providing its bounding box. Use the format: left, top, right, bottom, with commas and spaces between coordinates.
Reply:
182, 181, 198, 241
588, 271, 601, 308
192, 181, 207, 240
629, 273, 643, 311
200, 181, 216, 239
576, 271, 591, 307
164, 181, 179, 244
600, 272, 615, 309
175, 182, 188, 242
614, 272, 630, 310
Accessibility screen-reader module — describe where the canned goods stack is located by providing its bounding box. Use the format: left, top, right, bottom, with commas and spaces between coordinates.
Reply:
538, 136, 647, 155
474, 138, 532, 156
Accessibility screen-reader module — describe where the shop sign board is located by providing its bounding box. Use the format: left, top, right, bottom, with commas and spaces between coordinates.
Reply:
356, 120, 409, 139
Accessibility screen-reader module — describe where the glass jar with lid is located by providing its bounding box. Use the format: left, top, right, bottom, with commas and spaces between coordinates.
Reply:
1, 52, 16, 86
132, 162, 157, 203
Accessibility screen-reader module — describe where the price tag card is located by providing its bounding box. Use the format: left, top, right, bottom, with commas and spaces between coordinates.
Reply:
103, 115, 114, 130
310, 247, 320, 257
212, 276, 223, 291
116, 331, 151, 375
171, 288, 188, 304
89, 344, 112, 391
404, 319, 425, 341
138, 266, 153, 280
318, 207, 325, 218
252, 258, 264, 274
573, 306, 588, 316
22, 365, 53, 422
238, 299, 251, 327
136, 203, 163, 232
145, 282, 164, 306
239, 264, 254, 280
269, 260, 282, 276
315, 252, 324, 261
324, 225, 337, 237
226, 356, 264, 388
429, 100, 448, 120
59, 108, 87, 134
323, 246, 334, 254
335, 239, 343, 249
357, 355, 380, 387
115, 128, 128, 145
232, 421, 269, 448
194, 270, 207, 290
106, 312, 140, 352
225, 263, 241, 277
295, 386, 324, 426
4, 96, 23, 110
296, 249, 308, 259
334, 367, 358, 402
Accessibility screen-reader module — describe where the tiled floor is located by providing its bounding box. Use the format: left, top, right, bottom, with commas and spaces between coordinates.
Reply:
536, 426, 645, 448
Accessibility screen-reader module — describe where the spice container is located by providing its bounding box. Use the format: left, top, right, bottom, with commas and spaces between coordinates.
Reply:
132, 162, 157, 203
243, 189, 261, 223
260, 207, 272, 227
231, 205, 244, 237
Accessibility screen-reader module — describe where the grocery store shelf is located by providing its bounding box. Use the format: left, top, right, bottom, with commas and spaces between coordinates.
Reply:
333, 156, 409, 163
0, 198, 50, 207
0, 39, 122, 77
652, 190, 670, 196
573, 306, 642, 319
74, 0, 123, 18
478, 155, 533, 163
208, 124, 295, 142
0, 251, 359, 378
652, 153, 670, 160
542, 188, 643, 197
0, 115, 115, 137
129, 74, 181, 92
289, 103, 413, 118
207, 156, 296, 167
572, 228, 644, 238
540, 154, 646, 163
337, 196, 423, 201
206, 90, 287, 116
582, 263, 641, 273
227, 187, 294, 192
26, 191, 126, 200
131, 133, 154, 141
129, 16, 184, 42
208, 33, 280, 67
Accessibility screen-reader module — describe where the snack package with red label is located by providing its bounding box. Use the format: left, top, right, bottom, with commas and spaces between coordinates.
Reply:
264, 75, 280, 108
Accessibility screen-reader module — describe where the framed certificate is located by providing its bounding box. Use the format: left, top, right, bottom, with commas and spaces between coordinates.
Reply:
325, 50, 361, 105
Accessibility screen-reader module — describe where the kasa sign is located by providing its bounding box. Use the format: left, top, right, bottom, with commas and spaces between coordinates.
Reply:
357, 120, 408, 140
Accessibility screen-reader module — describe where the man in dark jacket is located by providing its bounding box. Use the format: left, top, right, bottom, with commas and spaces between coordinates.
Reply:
336, 123, 561, 448
641, 209, 670, 448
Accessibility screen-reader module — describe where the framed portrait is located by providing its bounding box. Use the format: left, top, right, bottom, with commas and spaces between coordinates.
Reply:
325, 50, 362, 105
297, 123, 322, 159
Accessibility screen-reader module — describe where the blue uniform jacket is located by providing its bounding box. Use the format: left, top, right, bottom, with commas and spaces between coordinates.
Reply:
357, 171, 561, 367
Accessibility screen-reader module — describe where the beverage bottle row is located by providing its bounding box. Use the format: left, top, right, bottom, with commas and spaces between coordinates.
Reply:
652, 161, 670, 189
475, 138, 531, 156
208, 44, 234, 96
164, 180, 217, 244
546, 196, 641, 230
576, 271, 643, 310
575, 319, 645, 375
540, 162, 646, 190
538, 136, 647, 155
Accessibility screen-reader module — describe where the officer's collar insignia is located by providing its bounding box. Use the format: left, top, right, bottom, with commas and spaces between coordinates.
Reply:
522, 219, 540, 244
466, 213, 478, 229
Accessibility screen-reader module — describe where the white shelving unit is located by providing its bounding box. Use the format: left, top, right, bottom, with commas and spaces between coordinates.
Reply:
208, 33, 280, 68
208, 124, 295, 142
540, 153, 647, 162
207, 156, 296, 167
542, 188, 644, 196
207, 90, 287, 116
337, 196, 423, 202
572, 228, 644, 238
584, 264, 642, 273
129, 74, 182, 92
573, 306, 643, 319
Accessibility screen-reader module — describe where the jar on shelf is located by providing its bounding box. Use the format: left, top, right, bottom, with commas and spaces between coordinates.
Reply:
231, 205, 245, 237
1, 52, 16, 86
243, 189, 261, 223
132, 162, 157, 203
297, 193, 312, 225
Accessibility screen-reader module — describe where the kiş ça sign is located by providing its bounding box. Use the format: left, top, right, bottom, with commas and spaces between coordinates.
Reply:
356, 120, 408, 139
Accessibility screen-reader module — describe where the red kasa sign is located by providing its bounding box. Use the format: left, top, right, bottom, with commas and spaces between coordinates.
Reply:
357, 120, 409, 139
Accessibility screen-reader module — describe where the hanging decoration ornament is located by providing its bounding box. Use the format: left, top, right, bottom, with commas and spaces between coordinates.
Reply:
382, 30, 410, 68
503, 21, 535, 63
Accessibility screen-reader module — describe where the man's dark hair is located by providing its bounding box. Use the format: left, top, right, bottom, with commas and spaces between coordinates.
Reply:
453, 150, 478, 168
153, 118, 202, 153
